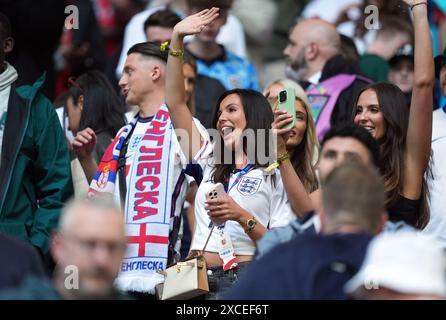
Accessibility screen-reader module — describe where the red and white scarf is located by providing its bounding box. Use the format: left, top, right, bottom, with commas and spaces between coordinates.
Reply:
88, 105, 175, 293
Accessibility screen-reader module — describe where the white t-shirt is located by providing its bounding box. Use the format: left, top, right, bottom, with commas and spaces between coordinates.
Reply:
190, 145, 295, 256
422, 109, 446, 247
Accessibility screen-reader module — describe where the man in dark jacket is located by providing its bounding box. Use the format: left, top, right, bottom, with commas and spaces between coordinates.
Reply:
0, 13, 73, 260
224, 161, 387, 300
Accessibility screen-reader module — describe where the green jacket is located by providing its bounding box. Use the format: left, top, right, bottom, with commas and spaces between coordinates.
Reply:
0, 75, 73, 255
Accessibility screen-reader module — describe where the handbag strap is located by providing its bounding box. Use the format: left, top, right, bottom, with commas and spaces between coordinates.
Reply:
201, 225, 215, 253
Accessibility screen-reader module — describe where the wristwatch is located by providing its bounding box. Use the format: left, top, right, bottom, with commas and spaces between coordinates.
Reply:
244, 216, 257, 234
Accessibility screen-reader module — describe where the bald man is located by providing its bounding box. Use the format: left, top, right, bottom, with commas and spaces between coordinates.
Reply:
0, 198, 129, 300
284, 19, 341, 82
284, 19, 371, 131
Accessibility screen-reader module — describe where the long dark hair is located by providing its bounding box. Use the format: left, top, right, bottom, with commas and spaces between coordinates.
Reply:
353, 83, 430, 228
68, 70, 126, 135
210, 89, 274, 185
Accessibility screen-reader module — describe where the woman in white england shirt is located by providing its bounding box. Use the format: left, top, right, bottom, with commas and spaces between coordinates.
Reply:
165, 7, 311, 298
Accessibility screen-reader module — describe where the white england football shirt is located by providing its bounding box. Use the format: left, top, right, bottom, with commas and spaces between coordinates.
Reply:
190, 143, 296, 256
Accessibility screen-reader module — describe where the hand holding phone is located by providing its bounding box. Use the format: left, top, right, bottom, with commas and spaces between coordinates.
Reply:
205, 183, 227, 226
278, 88, 296, 129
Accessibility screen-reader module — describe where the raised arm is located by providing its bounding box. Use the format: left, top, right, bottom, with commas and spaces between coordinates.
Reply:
166, 7, 220, 160
272, 110, 316, 217
402, 1, 434, 198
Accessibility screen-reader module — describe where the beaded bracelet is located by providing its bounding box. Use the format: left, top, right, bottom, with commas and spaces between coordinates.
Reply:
169, 48, 184, 58
265, 153, 290, 172
160, 41, 184, 58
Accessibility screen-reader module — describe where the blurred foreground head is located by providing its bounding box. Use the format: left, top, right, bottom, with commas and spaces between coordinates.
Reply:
51, 197, 126, 300
321, 160, 387, 235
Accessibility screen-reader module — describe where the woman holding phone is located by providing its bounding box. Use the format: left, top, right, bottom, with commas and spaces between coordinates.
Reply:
264, 79, 319, 194
164, 7, 304, 299
263, 0, 434, 228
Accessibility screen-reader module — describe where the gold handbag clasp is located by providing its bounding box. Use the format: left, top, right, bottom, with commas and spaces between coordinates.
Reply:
175, 261, 191, 273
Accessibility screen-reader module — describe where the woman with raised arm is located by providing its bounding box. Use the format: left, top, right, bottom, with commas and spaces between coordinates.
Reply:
264, 1, 434, 227
353, 0, 434, 228
165, 7, 303, 298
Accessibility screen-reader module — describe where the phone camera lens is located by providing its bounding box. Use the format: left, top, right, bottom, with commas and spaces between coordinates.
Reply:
279, 91, 287, 103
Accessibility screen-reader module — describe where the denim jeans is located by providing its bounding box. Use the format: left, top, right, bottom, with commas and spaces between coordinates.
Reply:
204, 261, 250, 300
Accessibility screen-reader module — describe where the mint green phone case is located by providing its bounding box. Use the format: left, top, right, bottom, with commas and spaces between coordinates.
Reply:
278, 88, 296, 129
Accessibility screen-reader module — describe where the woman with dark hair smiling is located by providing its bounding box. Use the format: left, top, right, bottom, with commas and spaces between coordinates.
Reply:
164, 8, 301, 299
353, 0, 434, 229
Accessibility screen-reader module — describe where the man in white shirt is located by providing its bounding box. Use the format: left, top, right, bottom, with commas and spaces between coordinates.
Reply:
73, 42, 208, 297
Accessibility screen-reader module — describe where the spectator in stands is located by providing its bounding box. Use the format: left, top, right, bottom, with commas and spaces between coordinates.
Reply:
225, 161, 387, 300
353, 0, 434, 229
67, 70, 127, 197
165, 8, 298, 299
263, 79, 319, 196
143, 8, 182, 43
67, 70, 127, 162
283, 18, 372, 140
0, 0, 65, 100
255, 123, 381, 258
0, 198, 129, 300
116, 1, 248, 80
388, 52, 414, 105
0, 12, 73, 268
142, 8, 226, 128
184, 0, 260, 91
359, 17, 413, 83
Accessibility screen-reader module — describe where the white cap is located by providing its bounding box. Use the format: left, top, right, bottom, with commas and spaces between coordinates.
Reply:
345, 232, 446, 297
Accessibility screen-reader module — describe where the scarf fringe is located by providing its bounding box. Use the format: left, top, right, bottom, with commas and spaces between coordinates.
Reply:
115, 274, 164, 295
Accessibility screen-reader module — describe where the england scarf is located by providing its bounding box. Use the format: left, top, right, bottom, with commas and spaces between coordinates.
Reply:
88, 105, 175, 294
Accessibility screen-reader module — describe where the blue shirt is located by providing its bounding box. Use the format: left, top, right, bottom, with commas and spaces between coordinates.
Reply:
191, 48, 260, 91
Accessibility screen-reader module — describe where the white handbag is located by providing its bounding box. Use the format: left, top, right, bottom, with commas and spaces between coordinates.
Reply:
157, 227, 214, 300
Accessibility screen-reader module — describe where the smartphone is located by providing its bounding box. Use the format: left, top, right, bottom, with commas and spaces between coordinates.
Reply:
278, 88, 296, 129
205, 182, 226, 202
205, 183, 227, 226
